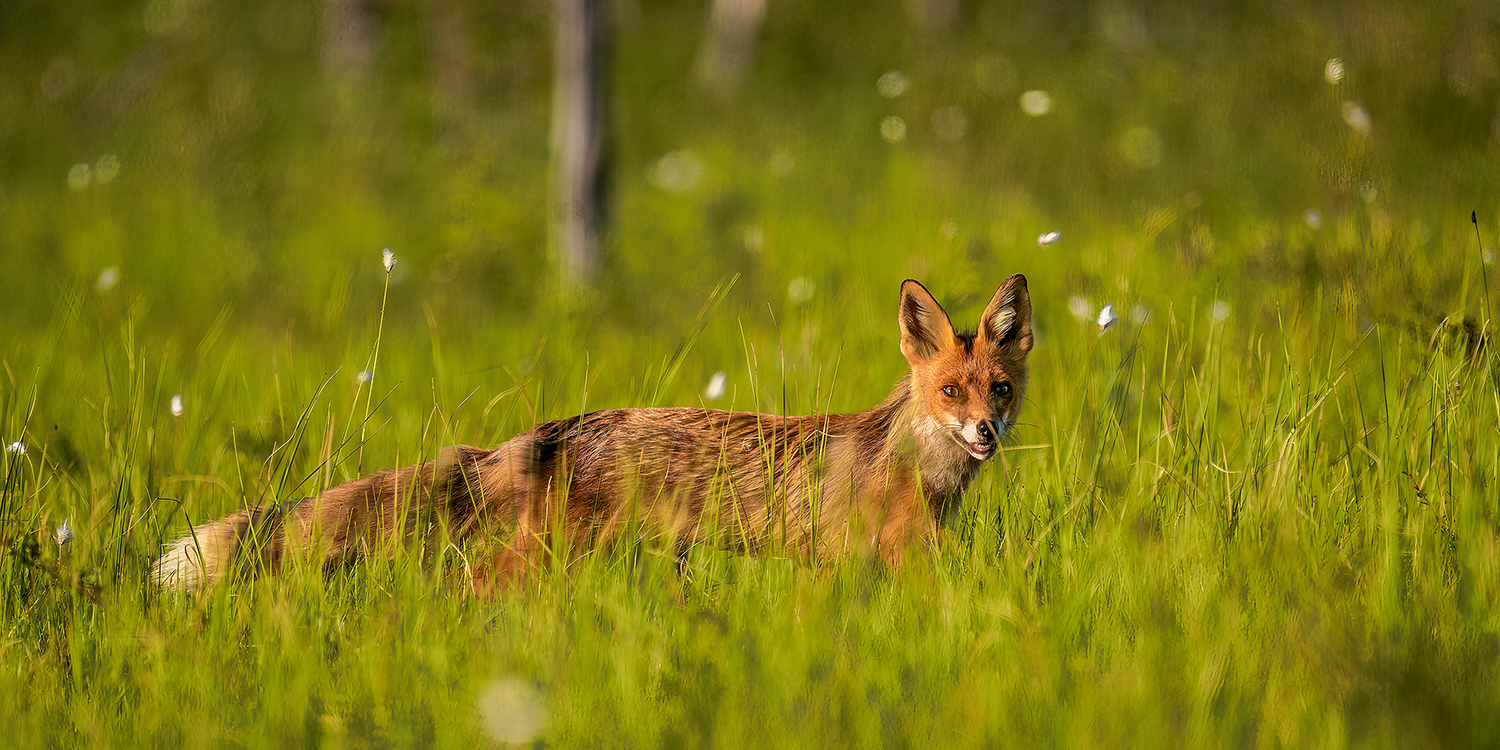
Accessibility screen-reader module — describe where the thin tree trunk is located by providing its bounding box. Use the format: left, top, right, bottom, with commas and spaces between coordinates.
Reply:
553, 0, 609, 287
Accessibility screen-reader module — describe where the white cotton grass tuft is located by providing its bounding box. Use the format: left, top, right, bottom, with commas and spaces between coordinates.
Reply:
931, 106, 968, 141
56, 521, 74, 546
170, 394, 184, 417
1096, 304, 1119, 333
743, 226, 765, 252
356, 370, 373, 385
5, 441, 24, 455
1067, 295, 1092, 322
1037, 231, 1060, 247
1020, 90, 1052, 116
788, 277, 816, 303
1341, 101, 1371, 134
98, 267, 120, 292
68, 163, 92, 189
879, 116, 907, 143
1210, 300, 1231, 322
1304, 209, 1323, 229
1324, 58, 1344, 85
704, 371, 728, 401
382, 248, 396, 273
476, 676, 547, 745
95, 154, 121, 184
877, 70, 908, 99
648, 150, 704, 191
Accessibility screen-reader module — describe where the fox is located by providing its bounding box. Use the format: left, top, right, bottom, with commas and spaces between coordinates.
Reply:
153, 276, 1033, 592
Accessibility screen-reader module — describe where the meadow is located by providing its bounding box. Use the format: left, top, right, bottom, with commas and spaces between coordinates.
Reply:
4, 0, 1500, 746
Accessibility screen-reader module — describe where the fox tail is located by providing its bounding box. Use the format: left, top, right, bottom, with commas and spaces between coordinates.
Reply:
152, 446, 488, 591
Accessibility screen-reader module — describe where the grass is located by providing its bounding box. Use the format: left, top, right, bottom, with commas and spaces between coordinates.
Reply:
6, 0, 1500, 746
6, 237, 1500, 747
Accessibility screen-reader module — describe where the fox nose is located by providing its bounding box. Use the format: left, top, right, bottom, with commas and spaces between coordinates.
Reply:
976, 421, 994, 443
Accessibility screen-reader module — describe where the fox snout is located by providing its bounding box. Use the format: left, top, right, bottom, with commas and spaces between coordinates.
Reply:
956, 418, 1002, 460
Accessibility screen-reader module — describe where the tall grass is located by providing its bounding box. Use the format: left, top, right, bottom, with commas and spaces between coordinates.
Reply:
4, 221, 1499, 746
6, 0, 1500, 746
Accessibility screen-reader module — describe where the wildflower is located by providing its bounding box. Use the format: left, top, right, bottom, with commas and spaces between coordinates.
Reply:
704, 372, 727, 401
170, 394, 184, 417
1037, 231, 1060, 247
382, 248, 397, 273
1096, 304, 1119, 333
56, 521, 74, 546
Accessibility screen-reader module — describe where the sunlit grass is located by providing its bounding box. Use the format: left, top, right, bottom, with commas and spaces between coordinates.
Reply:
5, 214, 1500, 746
7, 1, 1500, 746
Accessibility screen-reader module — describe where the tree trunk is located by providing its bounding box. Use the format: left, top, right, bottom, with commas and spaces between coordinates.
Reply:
552, 0, 609, 287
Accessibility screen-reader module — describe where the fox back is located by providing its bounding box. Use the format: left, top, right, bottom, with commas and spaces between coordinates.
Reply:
154, 276, 1033, 591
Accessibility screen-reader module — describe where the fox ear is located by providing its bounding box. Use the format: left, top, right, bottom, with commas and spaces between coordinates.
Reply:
899, 279, 958, 363
977, 274, 1033, 353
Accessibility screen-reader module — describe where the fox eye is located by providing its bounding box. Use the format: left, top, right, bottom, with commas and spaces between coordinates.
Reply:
941, 385, 959, 398
992, 382, 1011, 399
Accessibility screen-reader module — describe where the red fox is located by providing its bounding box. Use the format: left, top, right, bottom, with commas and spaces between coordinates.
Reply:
154, 276, 1033, 591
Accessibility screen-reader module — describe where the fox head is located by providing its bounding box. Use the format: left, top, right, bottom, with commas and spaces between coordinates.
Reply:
899, 276, 1032, 461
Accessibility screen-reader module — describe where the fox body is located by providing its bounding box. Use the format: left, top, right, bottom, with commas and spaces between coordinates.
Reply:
154, 277, 1033, 591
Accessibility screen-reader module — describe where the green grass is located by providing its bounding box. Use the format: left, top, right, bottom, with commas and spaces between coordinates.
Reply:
6, 0, 1500, 746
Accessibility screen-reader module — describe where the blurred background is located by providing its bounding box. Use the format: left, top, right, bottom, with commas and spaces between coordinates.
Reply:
3, 0, 1499, 415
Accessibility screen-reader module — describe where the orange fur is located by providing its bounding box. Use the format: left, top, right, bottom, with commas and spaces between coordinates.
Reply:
154, 277, 1033, 592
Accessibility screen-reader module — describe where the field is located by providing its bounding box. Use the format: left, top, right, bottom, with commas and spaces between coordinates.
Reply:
4, 0, 1500, 746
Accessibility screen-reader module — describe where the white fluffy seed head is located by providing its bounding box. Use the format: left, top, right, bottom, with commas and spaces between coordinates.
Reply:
1096, 304, 1119, 332
704, 372, 727, 401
